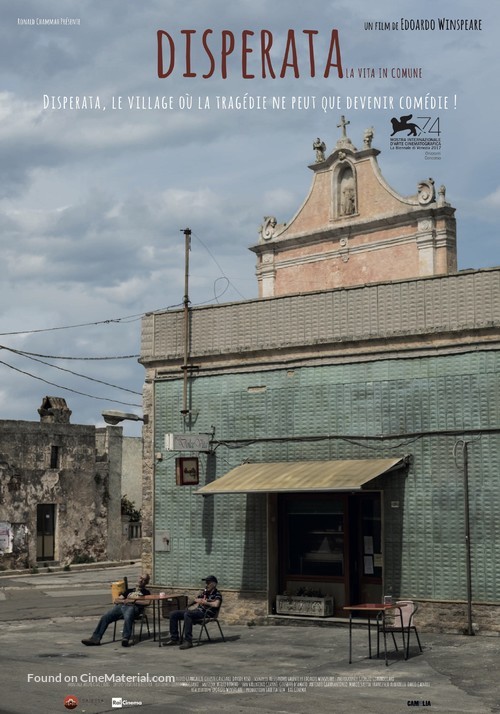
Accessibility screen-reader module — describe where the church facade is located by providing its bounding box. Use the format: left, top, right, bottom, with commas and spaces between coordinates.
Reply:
252, 117, 456, 297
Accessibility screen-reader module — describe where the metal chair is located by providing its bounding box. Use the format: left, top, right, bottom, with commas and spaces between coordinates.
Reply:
194, 607, 225, 645
377, 600, 423, 660
112, 607, 151, 644
180, 606, 225, 645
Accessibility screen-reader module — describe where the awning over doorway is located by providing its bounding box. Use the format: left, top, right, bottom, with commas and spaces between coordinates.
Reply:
195, 457, 406, 495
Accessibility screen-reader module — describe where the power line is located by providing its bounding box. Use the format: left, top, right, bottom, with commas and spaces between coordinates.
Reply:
0, 231, 252, 410
0, 233, 250, 348
0, 314, 142, 336
0, 358, 141, 407
0, 346, 142, 395
0, 346, 139, 360
0, 302, 184, 337
192, 230, 247, 301
0, 233, 250, 342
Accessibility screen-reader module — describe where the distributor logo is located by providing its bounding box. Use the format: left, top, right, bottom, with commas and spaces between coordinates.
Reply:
63, 695, 79, 710
112, 698, 143, 709
389, 114, 442, 160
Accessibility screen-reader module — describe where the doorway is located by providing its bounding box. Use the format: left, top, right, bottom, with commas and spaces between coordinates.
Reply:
37, 504, 55, 561
277, 491, 382, 613
347, 492, 383, 605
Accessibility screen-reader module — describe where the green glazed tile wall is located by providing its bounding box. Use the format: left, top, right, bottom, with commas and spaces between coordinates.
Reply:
153, 350, 500, 600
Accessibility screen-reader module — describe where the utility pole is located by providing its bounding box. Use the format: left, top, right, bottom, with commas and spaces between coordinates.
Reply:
181, 227, 191, 416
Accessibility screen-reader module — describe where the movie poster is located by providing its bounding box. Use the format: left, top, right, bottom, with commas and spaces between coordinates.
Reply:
1, 1, 497, 713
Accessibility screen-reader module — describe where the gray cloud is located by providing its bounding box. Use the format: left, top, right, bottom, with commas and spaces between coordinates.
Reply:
0, 0, 497, 428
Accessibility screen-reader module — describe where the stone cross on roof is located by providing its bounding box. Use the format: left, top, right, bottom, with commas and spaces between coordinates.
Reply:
337, 115, 350, 138
335, 116, 356, 151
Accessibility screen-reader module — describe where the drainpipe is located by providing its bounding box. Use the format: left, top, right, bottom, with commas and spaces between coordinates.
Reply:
181, 227, 191, 416
455, 439, 474, 635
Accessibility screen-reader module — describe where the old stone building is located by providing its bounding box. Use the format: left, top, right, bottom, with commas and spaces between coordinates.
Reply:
0, 396, 142, 569
140, 123, 500, 633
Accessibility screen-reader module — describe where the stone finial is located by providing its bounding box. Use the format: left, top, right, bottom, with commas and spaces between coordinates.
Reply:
313, 138, 326, 163
259, 216, 277, 241
363, 127, 374, 148
417, 178, 436, 206
437, 185, 447, 207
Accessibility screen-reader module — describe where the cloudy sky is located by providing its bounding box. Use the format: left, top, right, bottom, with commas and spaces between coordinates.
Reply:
0, 0, 498, 433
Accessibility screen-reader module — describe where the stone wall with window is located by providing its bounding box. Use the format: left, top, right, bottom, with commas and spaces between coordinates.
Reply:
0, 397, 125, 570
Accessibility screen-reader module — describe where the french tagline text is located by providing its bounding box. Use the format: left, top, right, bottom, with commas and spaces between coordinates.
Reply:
42, 93, 456, 113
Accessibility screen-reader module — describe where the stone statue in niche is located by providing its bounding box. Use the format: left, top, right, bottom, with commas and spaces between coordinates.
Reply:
313, 137, 326, 162
339, 169, 356, 216
342, 187, 356, 215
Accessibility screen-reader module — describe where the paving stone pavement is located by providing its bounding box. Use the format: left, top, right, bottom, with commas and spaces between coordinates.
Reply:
0, 614, 499, 714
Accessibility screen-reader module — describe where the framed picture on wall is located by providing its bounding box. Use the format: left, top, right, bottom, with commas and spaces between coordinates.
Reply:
176, 457, 199, 486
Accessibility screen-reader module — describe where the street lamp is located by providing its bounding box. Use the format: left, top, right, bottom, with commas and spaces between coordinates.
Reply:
101, 410, 148, 425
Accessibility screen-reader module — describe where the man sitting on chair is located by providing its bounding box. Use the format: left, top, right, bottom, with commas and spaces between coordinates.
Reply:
81, 573, 151, 648
166, 575, 222, 650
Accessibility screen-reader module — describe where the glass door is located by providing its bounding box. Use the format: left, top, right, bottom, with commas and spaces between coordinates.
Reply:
37, 503, 55, 561
348, 492, 382, 605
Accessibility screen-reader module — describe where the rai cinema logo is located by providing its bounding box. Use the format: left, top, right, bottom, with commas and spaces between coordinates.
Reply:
63, 694, 79, 710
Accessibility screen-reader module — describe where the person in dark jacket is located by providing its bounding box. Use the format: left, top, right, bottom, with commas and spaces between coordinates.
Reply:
81, 574, 151, 648
166, 575, 222, 649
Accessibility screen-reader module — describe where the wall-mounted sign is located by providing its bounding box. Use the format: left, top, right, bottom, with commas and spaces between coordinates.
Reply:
176, 457, 200, 486
0, 522, 12, 553
165, 433, 210, 452
155, 530, 171, 552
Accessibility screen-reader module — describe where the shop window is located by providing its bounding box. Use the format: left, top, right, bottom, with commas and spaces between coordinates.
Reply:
284, 497, 345, 577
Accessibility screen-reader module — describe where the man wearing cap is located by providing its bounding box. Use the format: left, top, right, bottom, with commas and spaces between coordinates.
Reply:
166, 575, 222, 649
